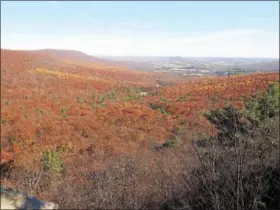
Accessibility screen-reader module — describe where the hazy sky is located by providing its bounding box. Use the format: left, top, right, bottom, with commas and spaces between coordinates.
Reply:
1, 1, 279, 57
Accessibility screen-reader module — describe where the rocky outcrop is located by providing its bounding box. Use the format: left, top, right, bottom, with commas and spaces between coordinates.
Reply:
1, 185, 59, 209
1, 151, 59, 209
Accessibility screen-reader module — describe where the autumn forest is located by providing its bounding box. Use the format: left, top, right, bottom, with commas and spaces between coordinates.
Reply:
1, 49, 279, 209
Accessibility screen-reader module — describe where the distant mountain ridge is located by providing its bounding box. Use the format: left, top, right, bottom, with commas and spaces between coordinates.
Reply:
0, 48, 127, 70
38, 49, 111, 63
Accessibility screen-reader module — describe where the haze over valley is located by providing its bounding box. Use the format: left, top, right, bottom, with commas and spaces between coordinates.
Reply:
102, 55, 279, 76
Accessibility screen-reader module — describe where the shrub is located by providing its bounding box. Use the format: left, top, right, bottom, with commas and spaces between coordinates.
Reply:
160, 96, 168, 103
60, 107, 68, 118
176, 95, 187, 102
5, 99, 10, 105
1, 119, 8, 125
203, 104, 251, 146
76, 96, 81, 103
162, 139, 177, 148
164, 116, 280, 210
149, 103, 172, 115
163, 83, 280, 210
244, 82, 279, 126
41, 149, 64, 177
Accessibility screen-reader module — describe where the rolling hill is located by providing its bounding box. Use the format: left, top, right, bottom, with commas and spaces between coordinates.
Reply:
1, 48, 279, 209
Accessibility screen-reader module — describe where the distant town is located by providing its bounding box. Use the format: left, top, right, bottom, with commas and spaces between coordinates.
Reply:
102, 56, 279, 77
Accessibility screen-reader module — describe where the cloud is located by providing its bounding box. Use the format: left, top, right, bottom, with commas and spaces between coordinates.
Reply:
111, 20, 159, 30
1, 29, 278, 58
177, 29, 264, 43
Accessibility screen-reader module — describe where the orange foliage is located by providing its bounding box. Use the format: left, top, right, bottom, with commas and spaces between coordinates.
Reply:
1, 49, 279, 169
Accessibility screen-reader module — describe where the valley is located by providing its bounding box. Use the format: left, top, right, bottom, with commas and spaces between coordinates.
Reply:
1, 49, 279, 209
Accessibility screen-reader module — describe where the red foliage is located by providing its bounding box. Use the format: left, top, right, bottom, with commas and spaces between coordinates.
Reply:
1, 49, 279, 168
1, 150, 13, 165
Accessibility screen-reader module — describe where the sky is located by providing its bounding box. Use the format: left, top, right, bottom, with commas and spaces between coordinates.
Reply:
1, 1, 279, 58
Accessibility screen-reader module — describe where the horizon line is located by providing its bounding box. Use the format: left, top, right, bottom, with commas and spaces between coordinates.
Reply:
1, 48, 279, 60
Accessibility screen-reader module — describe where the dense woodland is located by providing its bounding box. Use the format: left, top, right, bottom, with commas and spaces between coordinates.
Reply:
1, 49, 279, 209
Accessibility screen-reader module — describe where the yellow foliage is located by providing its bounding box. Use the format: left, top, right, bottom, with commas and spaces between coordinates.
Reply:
29, 68, 108, 82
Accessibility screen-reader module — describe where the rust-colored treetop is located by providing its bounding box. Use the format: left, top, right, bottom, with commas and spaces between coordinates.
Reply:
1, 49, 279, 167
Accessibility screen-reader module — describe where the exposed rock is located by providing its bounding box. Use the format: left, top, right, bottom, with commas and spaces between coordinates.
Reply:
1, 185, 59, 209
